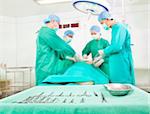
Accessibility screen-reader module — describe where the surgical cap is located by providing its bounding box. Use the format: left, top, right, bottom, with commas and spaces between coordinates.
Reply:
90, 25, 101, 33
43, 15, 60, 24
64, 30, 74, 37
98, 11, 111, 22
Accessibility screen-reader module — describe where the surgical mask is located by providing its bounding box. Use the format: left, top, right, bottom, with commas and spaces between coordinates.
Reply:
102, 23, 110, 30
64, 36, 72, 43
91, 34, 100, 40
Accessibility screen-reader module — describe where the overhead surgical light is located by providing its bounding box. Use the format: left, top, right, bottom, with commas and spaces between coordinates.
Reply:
72, 0, 110, 15
34, 0, 71, 5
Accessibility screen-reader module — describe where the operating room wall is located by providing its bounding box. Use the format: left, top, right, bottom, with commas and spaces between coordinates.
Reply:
0, 16, 17, 66
0, 3, 149, 86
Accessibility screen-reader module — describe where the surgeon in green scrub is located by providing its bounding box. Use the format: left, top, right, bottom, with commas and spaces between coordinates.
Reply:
82, 25, 109, 76
97, 11, 135, 85
63, 30, 74, 44
36, 15, 75, 85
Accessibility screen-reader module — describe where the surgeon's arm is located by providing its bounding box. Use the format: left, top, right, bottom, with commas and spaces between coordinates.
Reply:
82, 42, 91, 57
103, 40, 110, 62
66, 56, 76, 62
103, 25, 126, 56
41, 30, 75, 57
83, 54, 88, 59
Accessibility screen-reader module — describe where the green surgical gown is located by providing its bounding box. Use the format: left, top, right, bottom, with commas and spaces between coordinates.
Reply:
82, 38, 109, 76
104, 23, 135, 85
36, 27, 75, 85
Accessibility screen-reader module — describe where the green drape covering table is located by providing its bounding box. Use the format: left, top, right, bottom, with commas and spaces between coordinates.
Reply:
0, 85, 149, 114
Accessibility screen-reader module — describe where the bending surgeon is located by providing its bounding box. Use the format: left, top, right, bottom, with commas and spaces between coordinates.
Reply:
63, 30, 78, 62
36, 15, 75, 85
63, 30, 82, 62
82, 25, 110, 76
97, 11, 135, 85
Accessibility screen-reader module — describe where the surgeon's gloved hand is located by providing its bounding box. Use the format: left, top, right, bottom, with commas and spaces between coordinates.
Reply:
74, 55, 81, 62
86, 60, 93, 64
93, 58, 104, 67
83, 54, 88, 59
98, 50, 105, 57
66, 56, 76, 62
93, 55, 103, 63
93, 55, 104, 67
66, 53, 82, 62
81, 53, 93, 64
